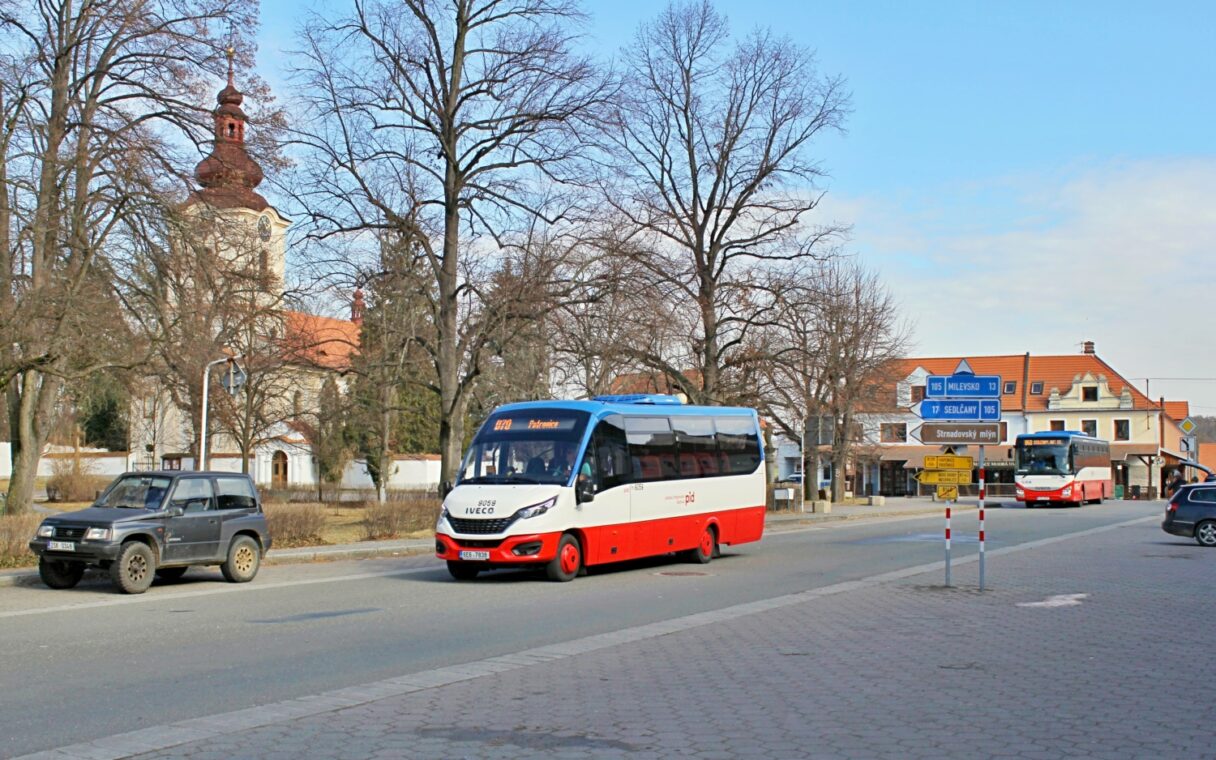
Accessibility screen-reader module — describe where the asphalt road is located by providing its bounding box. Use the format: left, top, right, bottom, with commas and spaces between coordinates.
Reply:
0, 499, 1170, 757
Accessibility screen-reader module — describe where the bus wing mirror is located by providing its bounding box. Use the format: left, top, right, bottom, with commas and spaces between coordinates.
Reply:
576, 479, 595, 504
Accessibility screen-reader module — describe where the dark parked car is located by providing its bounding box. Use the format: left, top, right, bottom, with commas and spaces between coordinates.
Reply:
29, 471, 272, 594
1162, 483, 1216, 547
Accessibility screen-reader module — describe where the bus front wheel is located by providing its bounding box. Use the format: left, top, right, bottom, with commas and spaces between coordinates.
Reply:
447, 561, 481, 581
546, 534, 582, 582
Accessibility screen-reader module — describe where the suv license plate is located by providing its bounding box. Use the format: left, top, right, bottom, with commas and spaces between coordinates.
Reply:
48, 541, 75, 551
459, 550, 490, 561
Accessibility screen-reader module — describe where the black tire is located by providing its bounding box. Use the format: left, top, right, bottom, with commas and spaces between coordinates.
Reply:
155, 566, 189, 582
1195, 520, 1216, 548
447, 561, 481, 581
109, 542, 156, 594
220, 535, 261, 583
687, 524, 717, 565
39, 558, 85, 589
545, 533, 582, 582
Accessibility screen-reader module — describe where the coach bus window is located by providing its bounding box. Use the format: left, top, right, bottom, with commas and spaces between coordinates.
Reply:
624, 417, 678, 482
716, 417, 761, 475
672, 416, 718, 478
589, 415, 631, 491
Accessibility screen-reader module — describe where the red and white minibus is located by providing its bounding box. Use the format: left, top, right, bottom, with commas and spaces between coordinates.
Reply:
1014, 431, 1112, 506
435, 395, 766, 581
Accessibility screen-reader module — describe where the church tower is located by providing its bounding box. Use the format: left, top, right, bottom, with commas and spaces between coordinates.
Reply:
187, 48, 288, 295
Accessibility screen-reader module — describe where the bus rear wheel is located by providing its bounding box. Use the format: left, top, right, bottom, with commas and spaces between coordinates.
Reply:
687, 525, 717, 564
546, 534, 582, 582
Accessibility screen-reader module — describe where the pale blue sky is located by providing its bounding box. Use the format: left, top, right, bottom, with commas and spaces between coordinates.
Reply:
255, 0, 1216, 412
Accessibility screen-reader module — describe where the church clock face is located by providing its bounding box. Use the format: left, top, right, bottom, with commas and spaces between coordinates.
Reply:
257, 214, 272, 242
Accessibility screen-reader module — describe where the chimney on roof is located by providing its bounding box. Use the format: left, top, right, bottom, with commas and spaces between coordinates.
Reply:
351, 287, 365, 325
1082, 340, 1095, 354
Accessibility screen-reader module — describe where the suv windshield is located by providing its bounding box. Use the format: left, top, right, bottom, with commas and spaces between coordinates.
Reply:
95, 475, 174, 510
458, 409, 590, 486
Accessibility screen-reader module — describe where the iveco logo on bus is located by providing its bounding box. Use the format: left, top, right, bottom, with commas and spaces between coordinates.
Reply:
468, 506, 495, 514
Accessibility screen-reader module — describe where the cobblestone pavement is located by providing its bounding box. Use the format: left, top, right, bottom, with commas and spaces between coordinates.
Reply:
25, 515, 1213, 760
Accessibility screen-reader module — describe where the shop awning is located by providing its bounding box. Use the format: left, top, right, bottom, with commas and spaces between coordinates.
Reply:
1110, 443, 1158, 461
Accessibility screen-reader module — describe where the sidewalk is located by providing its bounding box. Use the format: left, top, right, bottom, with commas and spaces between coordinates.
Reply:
0, 497, 975, 588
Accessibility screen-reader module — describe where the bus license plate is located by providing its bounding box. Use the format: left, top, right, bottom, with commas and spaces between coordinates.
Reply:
48, 541, 75, 551
459, 550, 490, 561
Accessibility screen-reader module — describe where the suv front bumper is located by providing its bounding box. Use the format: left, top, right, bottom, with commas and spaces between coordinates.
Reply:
29, 538, 124, 563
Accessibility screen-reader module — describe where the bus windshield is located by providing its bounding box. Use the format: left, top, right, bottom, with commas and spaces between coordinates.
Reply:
1016, 441, 1071, 476
457, 409, 591, 486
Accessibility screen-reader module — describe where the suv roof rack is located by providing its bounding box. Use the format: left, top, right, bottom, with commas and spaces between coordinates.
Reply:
592, 394, 684, 405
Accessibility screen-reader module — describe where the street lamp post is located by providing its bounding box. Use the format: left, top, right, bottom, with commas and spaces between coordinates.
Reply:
199, 356, 242, 471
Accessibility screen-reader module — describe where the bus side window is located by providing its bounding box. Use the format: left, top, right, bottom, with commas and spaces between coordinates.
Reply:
591, 415, 631, 491
624, 416, 676, 483
716, 416, 761, 475
672, 416, 717, 479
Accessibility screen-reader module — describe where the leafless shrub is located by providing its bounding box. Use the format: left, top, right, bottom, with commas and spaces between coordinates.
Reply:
46, 459, 110, 503
263, 502, 327, 547
360, 494, 440, 541
0, 513, 40, 567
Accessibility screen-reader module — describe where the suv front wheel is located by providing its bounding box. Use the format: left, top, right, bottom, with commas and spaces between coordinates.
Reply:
110, 541, 156, 594
39, 558, 85, 589
221, 536, 261, 583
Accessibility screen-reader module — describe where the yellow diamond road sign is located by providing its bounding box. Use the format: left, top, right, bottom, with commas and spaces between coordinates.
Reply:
924, 455, 974, 471
936, 485, 959, 501
917, 469, 974, 485
1180, 417, 1197, 436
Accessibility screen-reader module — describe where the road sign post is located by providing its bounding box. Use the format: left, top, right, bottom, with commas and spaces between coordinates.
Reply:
919, 361, 1000, 591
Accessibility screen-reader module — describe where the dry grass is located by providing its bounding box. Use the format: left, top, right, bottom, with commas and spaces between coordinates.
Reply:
0, 512, 40, 568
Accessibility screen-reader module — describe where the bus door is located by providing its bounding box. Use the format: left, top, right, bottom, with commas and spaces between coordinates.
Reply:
624, 416, 682, 558
583, 415, 633, 564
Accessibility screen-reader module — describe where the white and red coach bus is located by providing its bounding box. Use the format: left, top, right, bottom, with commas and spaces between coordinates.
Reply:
1014, 431, 1112, 506
435, 395, 766, 581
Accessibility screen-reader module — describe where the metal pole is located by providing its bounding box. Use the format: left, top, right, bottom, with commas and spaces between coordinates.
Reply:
198, 357, 229, 472
978, 444, 986, 591
944, 505, 952, 587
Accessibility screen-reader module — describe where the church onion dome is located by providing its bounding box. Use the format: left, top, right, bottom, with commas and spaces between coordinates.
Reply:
190, 49, 269, 212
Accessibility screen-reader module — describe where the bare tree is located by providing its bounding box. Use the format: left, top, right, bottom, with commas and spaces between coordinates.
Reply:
289, 0, 612, 482
0, 0, 260, 513
601, 0, 848, 406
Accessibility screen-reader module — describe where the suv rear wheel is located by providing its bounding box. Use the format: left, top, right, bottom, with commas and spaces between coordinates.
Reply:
221, 536, 261, 583
39, 558, 85, 589
1195, 520, 1216, 548
110, 542, 156, 594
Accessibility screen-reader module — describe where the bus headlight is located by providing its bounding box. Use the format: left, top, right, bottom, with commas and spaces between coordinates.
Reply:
1061, 487, 1072, 498
514, 496, 557, 520
437, 507, 449, 529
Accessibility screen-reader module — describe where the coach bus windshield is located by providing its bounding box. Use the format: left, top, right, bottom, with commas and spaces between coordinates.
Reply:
1016, 440, 1071, 476
457, 409, 591, 486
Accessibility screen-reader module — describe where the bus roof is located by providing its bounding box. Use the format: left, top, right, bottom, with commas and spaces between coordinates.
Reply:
1015, 431, 1104, 442
491, 397, 758, 420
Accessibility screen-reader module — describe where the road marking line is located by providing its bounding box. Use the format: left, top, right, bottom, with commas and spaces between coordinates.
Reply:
15, 513, 1158, 760
1017, 593, 1089, 608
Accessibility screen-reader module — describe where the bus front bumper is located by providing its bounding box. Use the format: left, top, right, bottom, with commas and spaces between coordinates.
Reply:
435, 532, 561, 565
1016, 485, 1076, 503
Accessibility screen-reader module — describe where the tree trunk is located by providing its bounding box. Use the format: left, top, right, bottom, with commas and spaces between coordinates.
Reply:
5, 369, 61, 514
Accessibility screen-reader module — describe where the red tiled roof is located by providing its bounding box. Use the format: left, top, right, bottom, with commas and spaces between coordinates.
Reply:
879, 353, 1161, 413
282, 311, 359, 371
1163, 401, 1190, 421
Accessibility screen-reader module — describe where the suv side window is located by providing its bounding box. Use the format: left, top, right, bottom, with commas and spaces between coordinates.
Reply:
169, 478, 215, 513
1190, 488, 1216, 504
215, 477, 258, 510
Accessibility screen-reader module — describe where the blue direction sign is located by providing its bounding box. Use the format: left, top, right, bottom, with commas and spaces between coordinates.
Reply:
926, 374, 1002, 399
916, 398, 1001, 422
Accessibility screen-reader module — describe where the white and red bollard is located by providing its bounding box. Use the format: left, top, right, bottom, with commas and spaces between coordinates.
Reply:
944, 506, 952, 586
